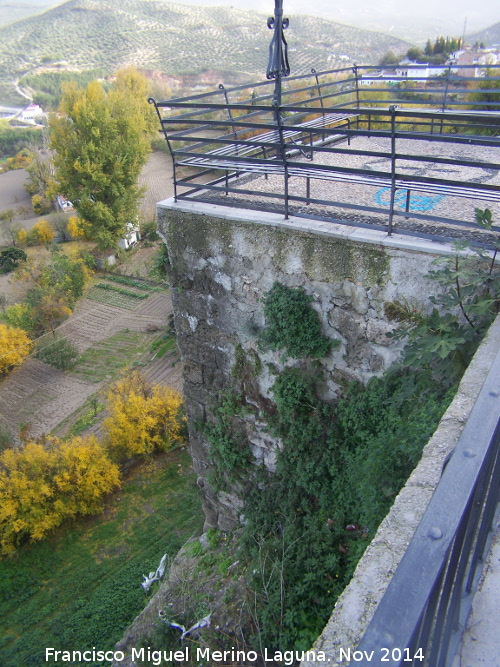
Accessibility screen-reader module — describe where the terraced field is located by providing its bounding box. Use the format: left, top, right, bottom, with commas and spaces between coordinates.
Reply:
0, 273, 183, 444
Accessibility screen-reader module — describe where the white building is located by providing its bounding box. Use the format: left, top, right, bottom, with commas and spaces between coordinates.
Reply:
19, 103, 43, 122
118, 222, 141, 250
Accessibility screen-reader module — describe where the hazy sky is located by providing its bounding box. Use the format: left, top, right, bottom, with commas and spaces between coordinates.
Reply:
177, 0, 499, 39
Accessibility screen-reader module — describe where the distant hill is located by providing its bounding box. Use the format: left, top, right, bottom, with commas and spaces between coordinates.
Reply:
0, 0, 411, 106
468, 22, 500, 47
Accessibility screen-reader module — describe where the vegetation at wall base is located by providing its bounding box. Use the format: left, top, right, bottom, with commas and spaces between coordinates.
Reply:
241, 365, 455, 652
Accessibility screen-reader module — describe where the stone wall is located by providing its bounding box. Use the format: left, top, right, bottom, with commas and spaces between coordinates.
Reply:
157, 198, 461, 532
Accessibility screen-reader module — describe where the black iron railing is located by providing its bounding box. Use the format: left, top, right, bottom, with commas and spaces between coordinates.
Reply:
149, 64, 500, 243
355, 347, 500, 666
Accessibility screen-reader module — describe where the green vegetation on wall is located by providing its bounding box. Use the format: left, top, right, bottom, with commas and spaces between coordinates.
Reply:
196, 283, 459, 652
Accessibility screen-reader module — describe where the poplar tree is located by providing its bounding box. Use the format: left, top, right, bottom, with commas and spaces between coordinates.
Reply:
50, 69, 156, 251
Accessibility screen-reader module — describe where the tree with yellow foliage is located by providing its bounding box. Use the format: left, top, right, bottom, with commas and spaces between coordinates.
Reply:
67, 216, 86, 240
0, 435, 120, 555
16, 228, 28, 246
50, 69, 156, 250
30, 219, 55, 245
0, 324, 32, 373
103, 371, 185, 460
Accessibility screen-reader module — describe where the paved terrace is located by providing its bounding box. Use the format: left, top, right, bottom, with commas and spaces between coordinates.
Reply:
197, 133, 500, 244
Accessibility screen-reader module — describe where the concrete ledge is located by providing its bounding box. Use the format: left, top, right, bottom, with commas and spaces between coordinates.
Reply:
157, 197, 462, 258
301, 314, 500, 666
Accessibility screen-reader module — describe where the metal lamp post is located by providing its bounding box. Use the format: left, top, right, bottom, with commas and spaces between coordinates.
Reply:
266, 0, 290, 110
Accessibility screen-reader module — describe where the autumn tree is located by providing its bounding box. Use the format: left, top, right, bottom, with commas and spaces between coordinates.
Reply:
24, 147, 56, 213
103, 371, 185, 459
50, 69, 156, 251
4, 249, 93, 336
0, 435, 120, 554
16, 228, 28, 246
0, 324, 32, 373
67, 215, 86, 239
30, 219, 55, 245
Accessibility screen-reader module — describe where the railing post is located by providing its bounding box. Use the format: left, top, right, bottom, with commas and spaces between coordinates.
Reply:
353, 63, 360, 129
219, 84, 237, 144
274, 99, 289, 220
388, 104, 397, 235
440, 64, 452, 134
312, 68, 326, 141
405, 189, 411, 219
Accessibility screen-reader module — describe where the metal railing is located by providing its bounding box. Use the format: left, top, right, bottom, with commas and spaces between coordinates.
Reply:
150, 65, 500, 243
355, 348, 500, 666
149, 64, 500, 244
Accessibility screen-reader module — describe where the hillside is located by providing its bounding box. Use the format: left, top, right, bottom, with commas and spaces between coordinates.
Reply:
0, 0, 411, 105
468, 22, 500, 47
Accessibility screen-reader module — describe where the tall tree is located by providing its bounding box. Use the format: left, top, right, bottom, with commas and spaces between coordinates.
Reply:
49, 69, 156, 251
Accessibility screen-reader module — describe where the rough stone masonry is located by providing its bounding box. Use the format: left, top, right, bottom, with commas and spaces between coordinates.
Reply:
157, 198, 460, 531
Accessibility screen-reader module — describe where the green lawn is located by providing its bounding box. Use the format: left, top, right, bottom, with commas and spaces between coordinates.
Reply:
0, 448, 203, 667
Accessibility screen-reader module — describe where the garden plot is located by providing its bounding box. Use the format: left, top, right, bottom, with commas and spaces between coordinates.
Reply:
72, 330, 153, 383
0, 285, 182, 444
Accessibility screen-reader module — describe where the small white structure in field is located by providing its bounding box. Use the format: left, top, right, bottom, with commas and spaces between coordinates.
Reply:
56, 195, 73, 212
118, 221, 141, 250
19, 103, 43, 122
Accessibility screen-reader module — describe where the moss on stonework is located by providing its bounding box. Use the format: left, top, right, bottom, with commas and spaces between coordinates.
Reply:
159, 208, 391, 290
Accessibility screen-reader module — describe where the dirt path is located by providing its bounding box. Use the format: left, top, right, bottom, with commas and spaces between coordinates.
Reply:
138, 151, 174, 218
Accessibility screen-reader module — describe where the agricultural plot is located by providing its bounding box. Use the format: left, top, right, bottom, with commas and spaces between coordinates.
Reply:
86, 285, 147, 310
0, 273, 181, 443
72, 330, 153, 383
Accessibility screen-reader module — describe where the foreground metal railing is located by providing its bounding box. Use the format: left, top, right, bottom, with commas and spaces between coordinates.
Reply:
150, 64, 500, 243
355, 348, 500, 666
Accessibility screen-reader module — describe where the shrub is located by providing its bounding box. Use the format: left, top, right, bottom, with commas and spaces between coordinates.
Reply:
35, 335, 80, 370
31, 195, 52, 217
259, 282, 335, 360
0, 436, 120, 555
103, 371, 185, 459
0, 248, 27, 273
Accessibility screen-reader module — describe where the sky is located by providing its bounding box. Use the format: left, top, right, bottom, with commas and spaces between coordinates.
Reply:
175, 0, 500, 42
0, 0, 498, 43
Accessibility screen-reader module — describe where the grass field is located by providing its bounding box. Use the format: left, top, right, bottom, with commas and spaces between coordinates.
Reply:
0, 448, 203, 667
